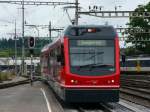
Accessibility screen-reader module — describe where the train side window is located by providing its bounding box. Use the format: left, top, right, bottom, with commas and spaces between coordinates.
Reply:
51, 50, 54, 57
48, 53, 50, 68
61, 45, 64, 65
141, 60, 150, 67
56, 45, 64, 65
55, 45, 62, 61
50, 50, 53, 58
43, 55, 48, 68
54, 48, 58, 56
127, 60, 136, 67
61, 45, 64, 57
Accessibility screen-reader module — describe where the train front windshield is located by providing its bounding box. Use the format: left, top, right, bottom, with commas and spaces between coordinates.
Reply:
69, 39, 115, 76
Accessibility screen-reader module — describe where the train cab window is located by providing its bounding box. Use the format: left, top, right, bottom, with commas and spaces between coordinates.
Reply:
69, 39, 115, 76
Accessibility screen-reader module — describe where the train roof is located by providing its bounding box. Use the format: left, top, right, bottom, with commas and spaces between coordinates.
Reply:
65, 25, 115, 29
41, 37, 60, 53
64, 25, 117, 39
122, 57, 150, 61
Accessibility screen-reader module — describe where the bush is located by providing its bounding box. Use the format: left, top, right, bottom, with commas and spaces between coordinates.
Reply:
0, 72, 1, 77
0, 72, 8, 81
0, 71, 14, 81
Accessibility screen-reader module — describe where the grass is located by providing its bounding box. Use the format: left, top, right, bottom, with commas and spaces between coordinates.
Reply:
0, 71, 16, 81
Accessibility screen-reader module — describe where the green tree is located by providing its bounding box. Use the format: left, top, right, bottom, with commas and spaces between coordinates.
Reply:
0, 37, 50, 57
126, 2, 150, 55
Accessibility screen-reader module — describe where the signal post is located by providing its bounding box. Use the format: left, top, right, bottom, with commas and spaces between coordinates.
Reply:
28, 37, 35, 86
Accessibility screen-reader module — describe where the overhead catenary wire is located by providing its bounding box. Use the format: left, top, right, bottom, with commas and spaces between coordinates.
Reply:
64, 8, 73, 24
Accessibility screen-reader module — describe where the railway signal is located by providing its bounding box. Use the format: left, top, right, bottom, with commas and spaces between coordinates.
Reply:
28, 37, 35, 55
28, 37, 35, 48
28, 37, 35, 86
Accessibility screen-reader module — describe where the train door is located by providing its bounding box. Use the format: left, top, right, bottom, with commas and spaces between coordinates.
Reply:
53, 46, 62, 81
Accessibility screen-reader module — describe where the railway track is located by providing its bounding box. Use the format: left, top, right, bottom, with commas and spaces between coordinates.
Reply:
73, 102, 137, 112
60, 100, 142, 112
120, 73, 150, 107
120, 86, 150, 107
121, 74, 150, 79
121, 76, 150, 88
77, 103, 105, 112
121, 86, 150, 95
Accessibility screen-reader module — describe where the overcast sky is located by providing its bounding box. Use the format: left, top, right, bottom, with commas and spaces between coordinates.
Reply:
0, 0, 149, 39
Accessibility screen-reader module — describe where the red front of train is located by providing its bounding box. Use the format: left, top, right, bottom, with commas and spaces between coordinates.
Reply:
41, 25, 120, 102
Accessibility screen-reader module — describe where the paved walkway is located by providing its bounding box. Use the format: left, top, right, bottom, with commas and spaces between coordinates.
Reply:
0, 77, 27, 85
0, 76, 29, 89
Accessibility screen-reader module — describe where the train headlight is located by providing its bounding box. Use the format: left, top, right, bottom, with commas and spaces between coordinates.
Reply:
111, 80, 114, 83
108, 79, 115, 84
70, 79, 78, 84
71, 79, 74, 83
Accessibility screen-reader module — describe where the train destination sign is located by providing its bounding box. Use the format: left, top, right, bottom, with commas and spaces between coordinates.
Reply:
77, 40, 107, 46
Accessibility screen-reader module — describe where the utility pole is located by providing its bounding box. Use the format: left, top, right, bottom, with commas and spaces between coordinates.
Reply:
14, 20, 17, 77
75, 0, 79, 25
21, 0, 25, 76
49, 21, 51, 43
30, 54, 33, 86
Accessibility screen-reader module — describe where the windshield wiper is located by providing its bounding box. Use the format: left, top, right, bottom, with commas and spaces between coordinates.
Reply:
90, 64, 114, 67
89, 64, 114, 71
78, 64, 93, 68
77, 63, 95, 71
85, 52, 104, 61
78, 63, 113, 71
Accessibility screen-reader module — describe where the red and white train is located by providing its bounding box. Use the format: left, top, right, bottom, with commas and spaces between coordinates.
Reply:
40, 25, 120, 102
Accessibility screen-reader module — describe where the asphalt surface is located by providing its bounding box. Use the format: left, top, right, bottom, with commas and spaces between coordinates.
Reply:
0, 81, 63, 112
0, 81, 150, 112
